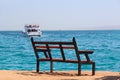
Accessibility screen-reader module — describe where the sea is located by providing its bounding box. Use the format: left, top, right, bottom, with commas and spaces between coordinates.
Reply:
0, 30, 120, 72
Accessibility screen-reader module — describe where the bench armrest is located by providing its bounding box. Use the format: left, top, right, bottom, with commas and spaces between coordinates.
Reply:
78, 50, 94, 54
78, 50, 94, 61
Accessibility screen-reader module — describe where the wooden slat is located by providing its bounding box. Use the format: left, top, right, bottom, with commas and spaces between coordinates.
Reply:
36, 46, 75, 49
36, 49, 48, 52
39, 58, 94, 63
34, 41, 73, 45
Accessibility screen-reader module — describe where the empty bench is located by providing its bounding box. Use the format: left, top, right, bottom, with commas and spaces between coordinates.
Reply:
31, 37, 95, 76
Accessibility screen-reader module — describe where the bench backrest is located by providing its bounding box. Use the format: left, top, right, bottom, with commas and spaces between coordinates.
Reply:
31, 37, 80, 61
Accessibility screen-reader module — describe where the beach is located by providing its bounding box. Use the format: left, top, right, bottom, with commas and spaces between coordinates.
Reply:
0, 70, 120, 80
1, 0, 120, 79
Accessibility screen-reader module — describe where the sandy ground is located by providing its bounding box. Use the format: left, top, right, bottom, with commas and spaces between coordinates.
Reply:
0, 70, 120, 80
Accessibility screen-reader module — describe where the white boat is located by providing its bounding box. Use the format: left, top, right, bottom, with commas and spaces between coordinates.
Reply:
23, 24, 42, 36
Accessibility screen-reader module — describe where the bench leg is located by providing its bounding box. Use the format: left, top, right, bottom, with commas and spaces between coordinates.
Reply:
36, 60, 39, 72
78, 63, 81, 76
50, 61, 53, 73
92, 62, 95, 75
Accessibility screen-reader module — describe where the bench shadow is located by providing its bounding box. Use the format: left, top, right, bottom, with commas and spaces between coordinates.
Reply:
16, 71, 91, 77
95, 76, 120, 80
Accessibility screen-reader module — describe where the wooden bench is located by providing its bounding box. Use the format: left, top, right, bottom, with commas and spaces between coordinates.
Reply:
31, 37, 95, 76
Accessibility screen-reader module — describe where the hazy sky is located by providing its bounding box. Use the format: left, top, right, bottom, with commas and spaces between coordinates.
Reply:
0, 0, 120, 30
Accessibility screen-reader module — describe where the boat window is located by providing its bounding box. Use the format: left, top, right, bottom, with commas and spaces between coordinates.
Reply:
27, 29, 38, 32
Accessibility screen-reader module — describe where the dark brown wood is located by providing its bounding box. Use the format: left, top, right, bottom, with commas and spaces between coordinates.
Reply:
78, 50, 94, 54
46, 44, 52, 60
59, 44, 66, 60
31, 37, 95, 76
44, 52, 49, 58
31, 37, 39, 59
36, 60, 39, 72
36, 46, 75, 49
85, 54, 90, 61
92, 62, 95, 75
34, 41, 74, 45
78, 50, 94, 61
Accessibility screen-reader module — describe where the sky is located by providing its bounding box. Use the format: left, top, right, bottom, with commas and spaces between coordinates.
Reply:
0, 0, 120, 30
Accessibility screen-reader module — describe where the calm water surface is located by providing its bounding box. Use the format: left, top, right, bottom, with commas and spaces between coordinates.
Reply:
0, 30, 120, 72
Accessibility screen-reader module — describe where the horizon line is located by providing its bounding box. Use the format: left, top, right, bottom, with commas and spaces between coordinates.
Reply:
0, 29, 120, 31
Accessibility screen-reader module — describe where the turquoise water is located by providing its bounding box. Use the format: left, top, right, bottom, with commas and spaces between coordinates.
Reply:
0, 30, 120, 72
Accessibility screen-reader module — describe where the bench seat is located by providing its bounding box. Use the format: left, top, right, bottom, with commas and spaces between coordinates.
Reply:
39, 58, 94, 64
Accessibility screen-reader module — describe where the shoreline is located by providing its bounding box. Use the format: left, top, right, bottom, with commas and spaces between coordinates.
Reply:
0, 70, 120, 80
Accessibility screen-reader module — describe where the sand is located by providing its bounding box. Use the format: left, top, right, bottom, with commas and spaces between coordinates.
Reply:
0, 70, 120, 80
